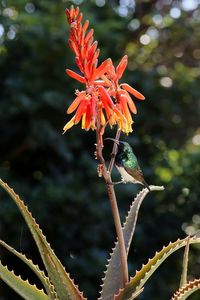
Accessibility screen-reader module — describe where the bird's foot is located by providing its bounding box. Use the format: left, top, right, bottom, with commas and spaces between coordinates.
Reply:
110, 180, 124, 185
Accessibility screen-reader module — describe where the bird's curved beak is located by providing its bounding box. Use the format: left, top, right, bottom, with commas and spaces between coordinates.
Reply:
104, 138, 120, 145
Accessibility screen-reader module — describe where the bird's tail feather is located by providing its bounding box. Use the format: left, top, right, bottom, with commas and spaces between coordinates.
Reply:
143, 180, 150, 191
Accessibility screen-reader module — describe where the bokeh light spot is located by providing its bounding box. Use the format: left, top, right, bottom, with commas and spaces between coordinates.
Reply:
25, 2, 35, 14
128, 19, 140, 31
152, 14, 163, 26
72, 0, 84, 5
181, 0, 199, 11
118, 5, 128, 17
170, 7, 181, 19
192, 134, 200, 145
160, 77, 173, 87
96, 0, 105, 7
0, 24, 4, 38
140, 34, 151, 45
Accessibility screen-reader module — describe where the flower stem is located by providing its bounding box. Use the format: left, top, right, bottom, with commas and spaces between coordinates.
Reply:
96, 129, 129, 287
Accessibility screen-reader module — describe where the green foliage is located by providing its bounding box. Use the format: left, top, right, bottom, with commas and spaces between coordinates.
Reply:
0, 240, 57, 299
100, 186, 164, 300
0, 262, 48, 300
0, 178, 84, 300
1, 179, 200, 300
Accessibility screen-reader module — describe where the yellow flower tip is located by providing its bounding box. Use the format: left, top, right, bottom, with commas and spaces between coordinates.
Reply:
63, 116, 75, 133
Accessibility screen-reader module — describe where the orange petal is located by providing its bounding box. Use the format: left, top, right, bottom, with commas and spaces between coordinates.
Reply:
90, 97, 97, 122
63, 116, 75, 132
74, 7, 79, 18
94, 58, 111, 80
69, 5, 75, 19
101, 74, 112, 86
85, 29, 94, 44
94, 80, 110, 87
116, 55, 128, 80
65, 8, 70, 18
81, 113, 86, 129
84, 103, 92, 130
66, 69, 86, 84
100, 110, 106, 126
77, 23, 82, 38
120, 95, 133, 124
113, 105, 126, 122
82, 20, 89, 32
68, 40, 79, 57
75, 57, 84, 73
89, 49, 100, 73
74, 100, 88, 124
77, 12, 83, 24
87, 41, 98, 63
121, 83, 145, 100
98, 85, 114, 108
119, 89, 137, 114
67, 91, 86, 114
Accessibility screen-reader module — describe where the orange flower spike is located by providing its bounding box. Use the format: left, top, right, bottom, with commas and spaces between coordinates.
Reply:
121, 83, 145, 100
116, 55, 128, 80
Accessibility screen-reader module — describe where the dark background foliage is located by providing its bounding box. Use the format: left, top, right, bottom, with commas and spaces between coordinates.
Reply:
0, 0, 200, 299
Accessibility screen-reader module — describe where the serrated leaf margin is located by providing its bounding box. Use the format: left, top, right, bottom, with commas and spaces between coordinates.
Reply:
100, 185, 164, 300
0, 239, 58, 300
0, 178, 86, 300
115, 237, 200, 300
171, 278, 200, 300
0, 261, 48, 300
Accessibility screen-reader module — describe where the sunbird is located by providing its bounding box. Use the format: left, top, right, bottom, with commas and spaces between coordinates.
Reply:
106, 138, 150, 190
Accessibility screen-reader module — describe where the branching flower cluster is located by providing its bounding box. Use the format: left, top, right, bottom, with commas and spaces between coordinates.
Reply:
64, 6, 145, 135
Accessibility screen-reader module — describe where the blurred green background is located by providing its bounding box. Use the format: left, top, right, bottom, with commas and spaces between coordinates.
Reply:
0, 0, 200, 299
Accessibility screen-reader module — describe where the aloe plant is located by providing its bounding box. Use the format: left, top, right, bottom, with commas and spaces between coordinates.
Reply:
1, 5, 200, 300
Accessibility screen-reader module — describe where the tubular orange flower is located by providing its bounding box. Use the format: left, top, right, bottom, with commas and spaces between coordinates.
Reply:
64, 6, 115, 133
64, 6, 145, 135
99, 55, 145, 134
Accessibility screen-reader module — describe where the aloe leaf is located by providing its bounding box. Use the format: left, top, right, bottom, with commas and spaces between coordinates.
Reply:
120, 288, 144, 300
0, 240, 58, 300
100, 185, 164, 300
179, 236, 190, 288
115, 237, 200, 300
0, 260, 48, 300
171, 278, 200, 300
0, 178, 85, 300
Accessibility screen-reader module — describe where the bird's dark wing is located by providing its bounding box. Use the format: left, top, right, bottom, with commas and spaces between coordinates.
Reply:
125, 166, 150, 190
124, 166, 144, 182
